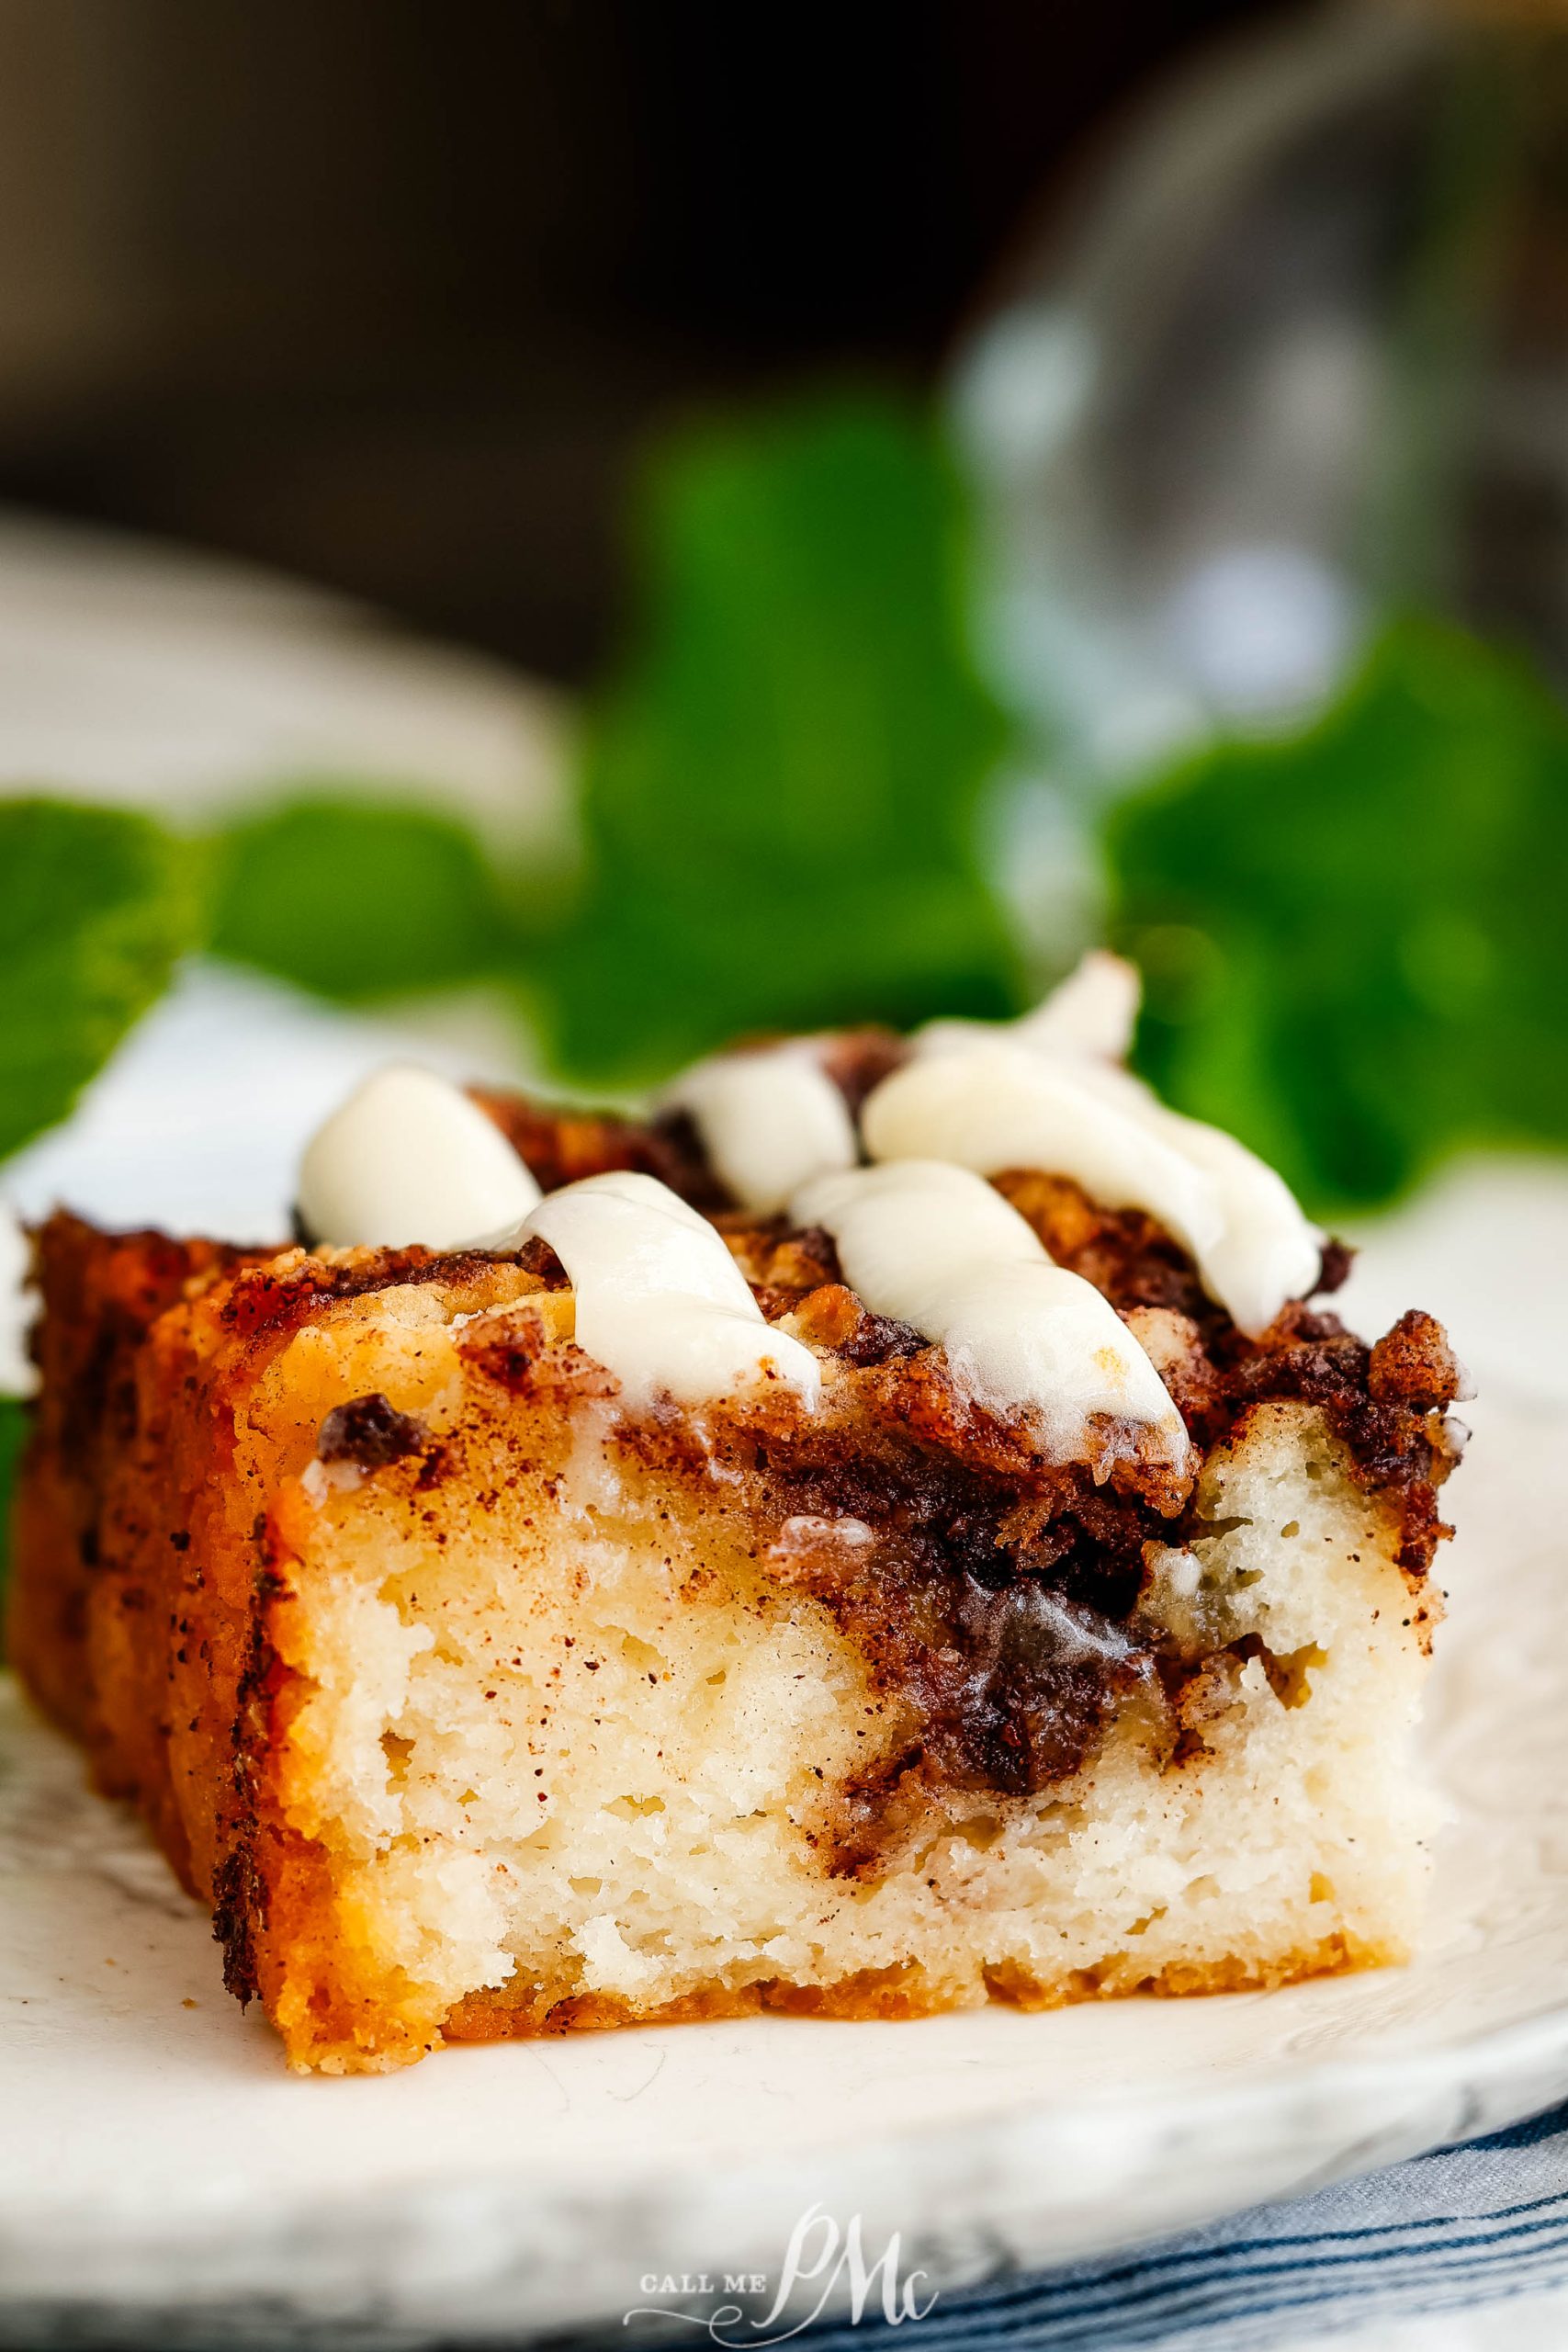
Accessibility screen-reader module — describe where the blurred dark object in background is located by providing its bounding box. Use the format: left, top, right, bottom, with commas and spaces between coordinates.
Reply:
0, 0, 1266, 680
956, 0, 1568, 792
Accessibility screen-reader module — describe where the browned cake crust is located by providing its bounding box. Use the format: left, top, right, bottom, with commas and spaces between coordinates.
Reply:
7, 1092, 1464, 2064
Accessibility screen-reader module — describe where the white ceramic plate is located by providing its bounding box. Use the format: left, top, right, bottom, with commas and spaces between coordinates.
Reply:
4, 1293, 1568, 2346
5, 522, 1565, 2350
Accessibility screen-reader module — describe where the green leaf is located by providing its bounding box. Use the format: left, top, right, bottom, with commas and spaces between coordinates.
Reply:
0, 797, 206, 1164
544, 394, 1021, 1082
1105, 616, 1568, 1212
0, 1396, 25, 1645
209, 794, 521, 1002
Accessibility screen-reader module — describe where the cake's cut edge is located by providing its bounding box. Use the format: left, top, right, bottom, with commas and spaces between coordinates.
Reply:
8, 1159, 1459, 2074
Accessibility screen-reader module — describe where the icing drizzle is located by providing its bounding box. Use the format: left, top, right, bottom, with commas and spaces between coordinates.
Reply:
297, 956, 1318, 1440
661, 1040, 856, 1214
519, 1170, 820, 1408
794, 1159, 1189, 1464
862, 957, 1322, 1337
298, 1067, 542, 1250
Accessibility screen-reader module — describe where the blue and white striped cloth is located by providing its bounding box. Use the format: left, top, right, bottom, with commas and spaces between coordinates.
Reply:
802, 2102, 1568, 2352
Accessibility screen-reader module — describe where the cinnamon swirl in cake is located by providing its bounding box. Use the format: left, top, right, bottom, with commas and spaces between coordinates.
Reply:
8, 956, 1463, 2071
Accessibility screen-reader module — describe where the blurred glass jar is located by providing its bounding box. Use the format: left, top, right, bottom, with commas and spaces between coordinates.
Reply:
951, 0, 1568, 944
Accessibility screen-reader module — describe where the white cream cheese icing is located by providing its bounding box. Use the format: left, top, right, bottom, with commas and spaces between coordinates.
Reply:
916, 949, 1141, 1064
520, 1170, 820, 1409
863, 1044, 1224, 1262
1077, 1060, 1325, 1340
297, 943, 1314, 1430
793, 1160, 1188, 1463
661, 1040, 857, 1214
863, 959, 1323, 1337
298, 1066, 542, 1250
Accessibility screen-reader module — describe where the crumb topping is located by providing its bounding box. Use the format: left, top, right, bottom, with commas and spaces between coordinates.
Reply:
317, 1393, 428, 1472
21, 1053, 1461, 1850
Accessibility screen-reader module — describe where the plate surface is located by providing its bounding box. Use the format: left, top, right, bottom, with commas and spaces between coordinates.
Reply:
5, 523, 1565, 2347
4, 1305, 1568, 2346
6, 967, 1568, 2347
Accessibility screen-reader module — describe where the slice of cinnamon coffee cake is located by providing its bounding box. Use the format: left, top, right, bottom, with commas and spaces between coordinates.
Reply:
9, 957, 1464, 2072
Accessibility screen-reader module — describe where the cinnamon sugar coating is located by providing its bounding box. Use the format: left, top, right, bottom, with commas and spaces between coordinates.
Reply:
6, 1080, 1461, 2068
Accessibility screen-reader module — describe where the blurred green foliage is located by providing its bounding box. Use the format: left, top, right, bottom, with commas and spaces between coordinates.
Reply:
179, 397, 1022, 1089
209, 796, 521, 1002
0, 1394, 21, 1640
541, 396, 1021, 1079
10, 409, 1568, 1611
6, 407, 1568, 1250
0, 797, 206, 1165
0, 1397, 21, 1554
1108, 616, 1568, 1210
